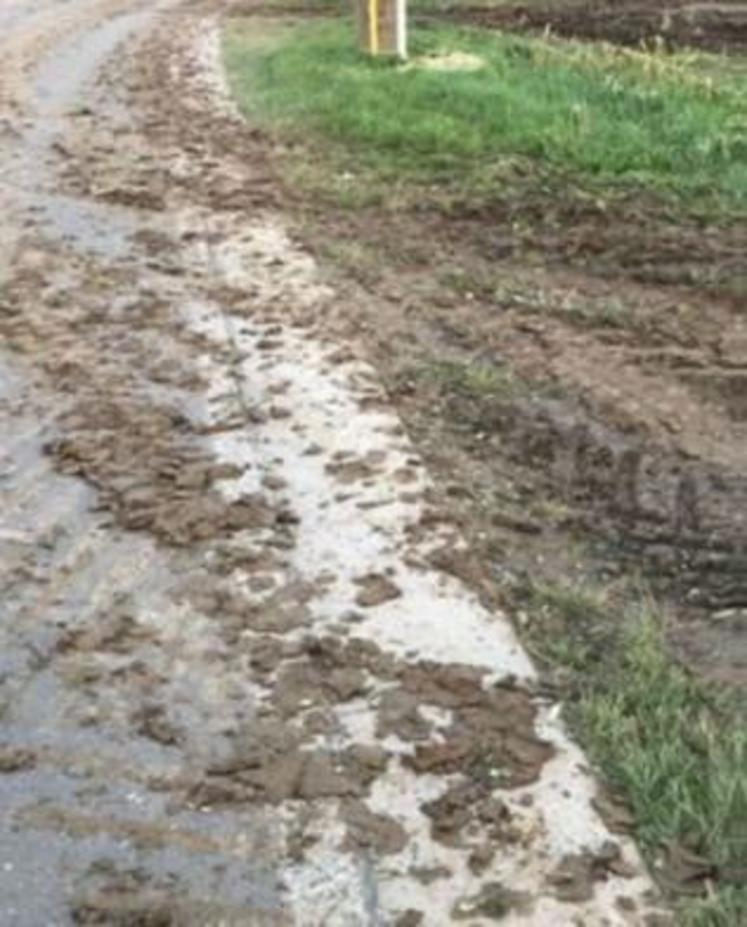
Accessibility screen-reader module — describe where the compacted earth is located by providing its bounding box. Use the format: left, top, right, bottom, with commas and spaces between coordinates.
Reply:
0, 0, 743, 925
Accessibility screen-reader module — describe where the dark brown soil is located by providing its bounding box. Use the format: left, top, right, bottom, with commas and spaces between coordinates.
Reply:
430, 0, 747, 54
330, 208, 747, 686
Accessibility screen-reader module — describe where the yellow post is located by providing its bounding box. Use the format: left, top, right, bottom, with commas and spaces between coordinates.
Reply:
369, 0, 380, 55
358, 0, 406, 58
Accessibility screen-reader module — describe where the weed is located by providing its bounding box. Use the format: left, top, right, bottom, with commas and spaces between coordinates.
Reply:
418, 359, 519, 400
493, 280, 632, 327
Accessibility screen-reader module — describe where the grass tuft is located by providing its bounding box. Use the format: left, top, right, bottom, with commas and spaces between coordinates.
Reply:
521, 580, 747, 923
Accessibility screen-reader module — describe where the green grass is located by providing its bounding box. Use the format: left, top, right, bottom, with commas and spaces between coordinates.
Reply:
521, 580, 747, 925
223, 18, 747, 213
417, 359, 520, 400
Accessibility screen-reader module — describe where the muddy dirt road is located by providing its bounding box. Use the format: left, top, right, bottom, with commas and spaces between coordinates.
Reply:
0, 1, 673, 923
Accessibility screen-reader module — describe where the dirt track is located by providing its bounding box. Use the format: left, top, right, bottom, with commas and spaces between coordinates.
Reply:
0, 1, 677, 924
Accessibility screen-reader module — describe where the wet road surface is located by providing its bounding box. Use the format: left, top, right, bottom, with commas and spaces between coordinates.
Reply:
0, 2, 671, 923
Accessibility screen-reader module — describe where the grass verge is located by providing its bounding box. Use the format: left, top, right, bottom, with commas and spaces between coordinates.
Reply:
519, 580, 747, 925
223, 18, 747, 215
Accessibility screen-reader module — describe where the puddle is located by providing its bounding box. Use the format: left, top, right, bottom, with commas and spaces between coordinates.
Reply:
31, 191, 139, 259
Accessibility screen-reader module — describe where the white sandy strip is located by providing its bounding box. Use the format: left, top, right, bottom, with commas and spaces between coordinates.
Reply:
163, 203, 658, 927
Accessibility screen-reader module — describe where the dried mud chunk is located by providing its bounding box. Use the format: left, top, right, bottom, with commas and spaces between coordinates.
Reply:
261, 473, 287, 491
271, 659, 368, 717
328, 666, 368, 700
245, 601, 309, 634
342, 743, 390, 787
394, 910, 424, 927
426, 781, 511, 846
353, 573, 402, 608
398, 661, 486, 708
132, 703, 181, 747
248, 750, 307, 804
453, 881, 531, 920
376, 689, 433, 741
199, 713, 365, 804
201, 580, 312, 634
58, 611, 152, 655
325, 457, 378, 484
150, 493, 275, 545
409, 865, 451, 885
0, 745, 37, 773
592, 787, 636, 834
247, 635, 285, 677
468, 842, 496, 874
341, 799, 407, 855
207, 719, 299, 773
405, 707, 550, 786
400, 666, 553, 787
422, 782, 479, 845
297, 752, 357, 800
547, 844, 632, 904
70, 863, 178, 926
547, 853, 597, 903
71, 894, 174, 926
48, 418, 276, 545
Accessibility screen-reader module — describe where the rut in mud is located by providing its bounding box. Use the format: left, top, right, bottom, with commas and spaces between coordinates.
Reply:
0, 1, 675, 924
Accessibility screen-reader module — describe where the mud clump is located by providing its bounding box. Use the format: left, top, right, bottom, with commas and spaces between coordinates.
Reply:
189, 718, 380, 807
0, 745, 37, 773
193, 579, 314, 641
325, 453, 382, 485
452, 880, 531, 920
393, 912, 424, 927
69, 863, 278, 927
132, 703, 182, 747
341, 799, 408, 855
72, 894, 174, 927
50, 404, 277, 546
271, 659, 369, 717
376, 688, 434, 742
399, 663, 552, 788
183, 635, 551, 858
192, 745, 364, 806
353, 572, 402, 607
423, 782, 510, 847
547, 844, 636, 903
58, 610, 154, 656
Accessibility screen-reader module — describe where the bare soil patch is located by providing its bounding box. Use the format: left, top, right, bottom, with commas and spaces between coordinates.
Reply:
433, 0, 747, 53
